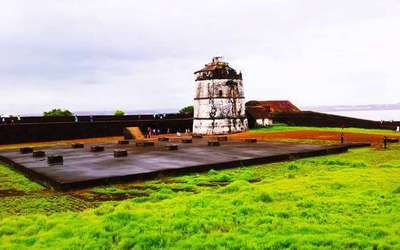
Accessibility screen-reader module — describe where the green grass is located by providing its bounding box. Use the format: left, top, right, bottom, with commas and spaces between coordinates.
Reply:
0, 164, 93, 219
0, 163, 44, 192
253, 123, 399, 136
0, 144, 399, 249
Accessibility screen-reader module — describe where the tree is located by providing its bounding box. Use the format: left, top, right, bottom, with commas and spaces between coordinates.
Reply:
114, 110, 125, 116
43, 108, 73, 117
179, 105, 194, 114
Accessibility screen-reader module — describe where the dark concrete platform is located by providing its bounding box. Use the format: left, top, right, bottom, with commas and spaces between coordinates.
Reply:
0, 139, 355, 191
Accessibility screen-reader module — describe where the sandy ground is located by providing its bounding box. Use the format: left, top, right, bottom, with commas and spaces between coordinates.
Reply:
228, 130, 400, 147
0, 136, 124, 151
0, 134, 192, 151
1, 130, 398, 151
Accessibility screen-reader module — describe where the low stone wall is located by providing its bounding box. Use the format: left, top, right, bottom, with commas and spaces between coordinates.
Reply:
0, 114, 186, 124
0, 115, 193, 144
272, 111, 399, 130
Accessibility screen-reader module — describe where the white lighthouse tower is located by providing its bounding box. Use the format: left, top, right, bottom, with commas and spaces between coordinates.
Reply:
193, 57, 248, 135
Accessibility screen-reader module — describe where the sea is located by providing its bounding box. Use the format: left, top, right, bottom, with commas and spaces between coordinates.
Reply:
319, 109, 400, 121
84, 108, 400, 122
21, 108, 400, 122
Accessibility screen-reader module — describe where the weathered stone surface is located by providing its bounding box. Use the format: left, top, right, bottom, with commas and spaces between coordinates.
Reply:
71, 143, 84, 149
244, 138, 257, 143
0, 140, 352, 191
165, 144, 179, 150
217, 136, 228, 141
118, 140, 129, 145
181, 138, 193, 143
90, 146, 105, 152
20, 147, 33, 154
114, 149, 128, 157
33, 151, 46, 158
136, 140, 155, 147
47, 155, 63, 165
193, 58, 248, 135
208, 140, 220, 146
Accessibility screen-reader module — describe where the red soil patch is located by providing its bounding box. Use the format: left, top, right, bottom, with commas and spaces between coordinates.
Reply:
0, 136, 123, 151
229, 130, 400, 148
0, 189, 26, 197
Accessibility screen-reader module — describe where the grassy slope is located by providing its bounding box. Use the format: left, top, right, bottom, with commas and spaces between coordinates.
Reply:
0, 143, 399, 249
0, 164, 93, 218
253, 123, 399, 136
0, 163, 43, 192
0, 147, 400, 249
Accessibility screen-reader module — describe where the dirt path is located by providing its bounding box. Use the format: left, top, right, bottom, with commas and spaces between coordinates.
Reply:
229, 130, 400, 147
0, 136, 123, 151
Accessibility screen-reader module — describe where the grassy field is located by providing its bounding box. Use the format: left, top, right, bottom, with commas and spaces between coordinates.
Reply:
0, 135, 399, 249
253, 123, 399, 136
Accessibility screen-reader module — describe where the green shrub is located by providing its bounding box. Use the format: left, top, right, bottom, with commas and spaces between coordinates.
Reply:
255, 193, 273, 203
329, 183, 345, 190
214, 173, 233, 182
179, 105, 194, 114
287, 163, 299, 171
221, 180, 249, 193
114, 110, 125, 116
238, 170, 254, 181
207, 169, 218, 176
43, 109, 73, 117
287, 173, 296, 179
309, 159, 368, 168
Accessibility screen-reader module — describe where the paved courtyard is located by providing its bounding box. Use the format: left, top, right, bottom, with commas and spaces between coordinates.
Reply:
0, 138, 349, 190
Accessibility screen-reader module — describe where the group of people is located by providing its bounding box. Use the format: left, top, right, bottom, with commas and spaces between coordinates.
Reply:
146, 127, 162, 138
0, 115, 21, 124
145, 127, 191, 138
153, 113, 167, 119
73, 115, 95, 123
0, 114, 95, 124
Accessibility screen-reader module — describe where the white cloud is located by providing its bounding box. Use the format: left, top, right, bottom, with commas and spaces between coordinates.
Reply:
0, 0, 399, 115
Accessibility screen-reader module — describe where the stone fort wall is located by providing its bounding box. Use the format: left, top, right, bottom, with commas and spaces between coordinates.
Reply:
0, 114, 193, 145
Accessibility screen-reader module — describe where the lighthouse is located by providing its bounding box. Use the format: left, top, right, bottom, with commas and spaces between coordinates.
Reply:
193, 57, 248, 135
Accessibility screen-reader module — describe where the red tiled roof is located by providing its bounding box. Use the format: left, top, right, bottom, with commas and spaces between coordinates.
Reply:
194, 57, 232, 73
245, 106, 272, 119
194, 61, 232, 74
194, 57, 242, 80
246, 100, 301, 113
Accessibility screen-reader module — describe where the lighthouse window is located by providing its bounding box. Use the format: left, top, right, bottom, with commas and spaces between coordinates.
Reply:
218, 90, 223, 97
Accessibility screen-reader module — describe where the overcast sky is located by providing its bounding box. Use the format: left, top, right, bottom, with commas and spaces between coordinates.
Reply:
1, 0, 400, 115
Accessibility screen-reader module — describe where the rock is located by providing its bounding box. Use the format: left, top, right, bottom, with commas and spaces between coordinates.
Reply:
71, 143, 84, 148
91, 146, 105, 152
136, 140, 155, 147
20, 147, 33, 154
208, 140, 220, 146
114, 149, 128, 157
47, 155, 63, 165
165, 144, 179, 150
181, 138, 193, 143
118, 140, 129, 145
33, 151, 46, 158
